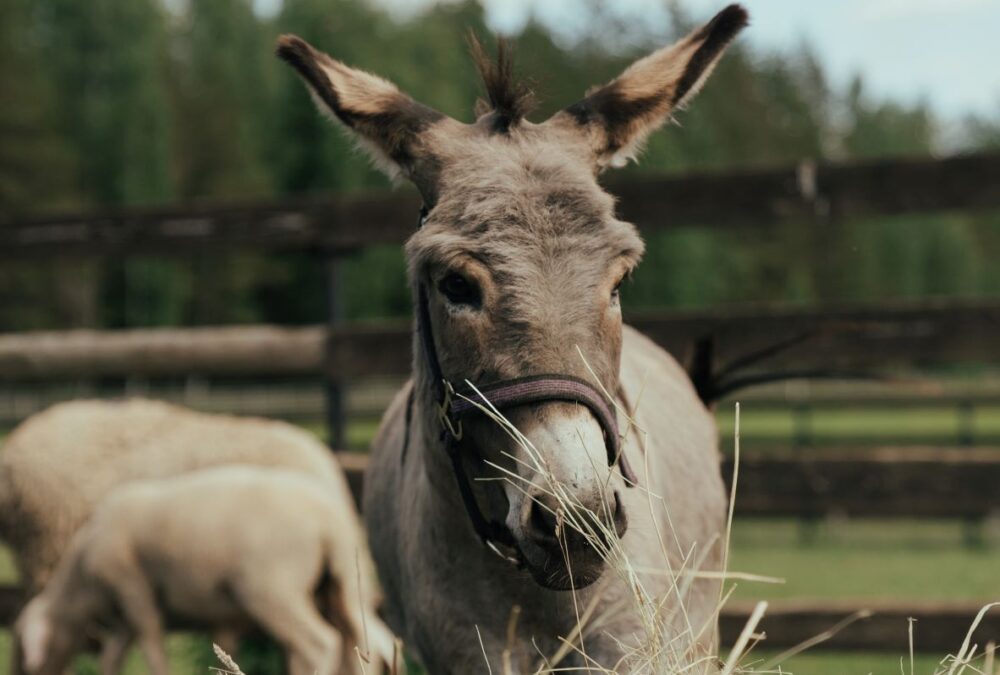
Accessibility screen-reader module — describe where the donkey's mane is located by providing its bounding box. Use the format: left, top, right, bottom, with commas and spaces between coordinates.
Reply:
468, 33, 536, 132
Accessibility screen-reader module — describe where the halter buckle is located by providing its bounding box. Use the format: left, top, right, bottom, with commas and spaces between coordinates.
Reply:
436, 380, 463, 441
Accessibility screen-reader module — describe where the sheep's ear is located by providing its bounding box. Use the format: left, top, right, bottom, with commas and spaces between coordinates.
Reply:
549, 4, 748, 169
276, 35, 449, 201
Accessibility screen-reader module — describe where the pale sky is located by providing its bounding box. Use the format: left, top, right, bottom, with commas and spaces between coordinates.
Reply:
257, 0, 1000, 122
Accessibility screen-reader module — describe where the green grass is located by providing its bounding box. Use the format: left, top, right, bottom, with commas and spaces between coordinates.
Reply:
0, 547, 15, 584
725, 519, 1000, 674
715, 405, 1000, 446
6, 403, 1000, 451
729, 519, 1000, 602
306, 403, 1000, 450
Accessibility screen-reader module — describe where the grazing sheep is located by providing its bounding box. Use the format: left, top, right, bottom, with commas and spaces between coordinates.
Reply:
0, 398, 348, 593
14, 466, 398, 675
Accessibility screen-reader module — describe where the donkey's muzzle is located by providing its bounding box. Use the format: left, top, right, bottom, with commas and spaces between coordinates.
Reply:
516, 481, 628, 590
522, 487, 627, 549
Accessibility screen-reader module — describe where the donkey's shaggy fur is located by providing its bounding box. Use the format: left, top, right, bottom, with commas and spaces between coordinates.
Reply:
280, 5, 748, 672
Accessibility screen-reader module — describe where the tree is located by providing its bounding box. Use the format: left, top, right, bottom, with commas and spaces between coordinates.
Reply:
33, 0, 173, 206
170, 0, 274, 200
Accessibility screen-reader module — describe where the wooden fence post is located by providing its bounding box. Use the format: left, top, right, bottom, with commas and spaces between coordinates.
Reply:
324, 256, 346, 449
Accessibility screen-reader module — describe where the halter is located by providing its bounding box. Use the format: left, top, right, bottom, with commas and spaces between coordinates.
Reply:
412, 206, 638, 563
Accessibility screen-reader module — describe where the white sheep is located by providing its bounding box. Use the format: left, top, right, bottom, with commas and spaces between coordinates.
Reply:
0, 398, 351, 593
14, 465, 398, 675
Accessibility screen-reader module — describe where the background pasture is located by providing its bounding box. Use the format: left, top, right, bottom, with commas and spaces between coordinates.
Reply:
1, 0, 999, 673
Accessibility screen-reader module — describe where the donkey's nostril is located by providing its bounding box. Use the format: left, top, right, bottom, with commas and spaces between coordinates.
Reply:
612, 491, 628, 539
528, 500, 559, 542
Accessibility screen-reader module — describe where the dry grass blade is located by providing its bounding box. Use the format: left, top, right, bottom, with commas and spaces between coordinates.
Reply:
947, 603, 1000, 675
720, 601, 767, 675
478, 624, 495, 675
762, 608, 873, 671
212, 643, 247, 675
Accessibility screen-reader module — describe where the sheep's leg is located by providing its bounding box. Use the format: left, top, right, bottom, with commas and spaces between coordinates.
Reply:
335, 608, 396, 675
9, 628, 24, 675
107, 577, 169, 675
240, 588, 342, 675
289, 630, 342, 675
99, 629, 133, 675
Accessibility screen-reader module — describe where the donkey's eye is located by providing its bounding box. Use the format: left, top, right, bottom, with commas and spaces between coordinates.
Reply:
611, 279, 624, 304
438, 272, 481, 307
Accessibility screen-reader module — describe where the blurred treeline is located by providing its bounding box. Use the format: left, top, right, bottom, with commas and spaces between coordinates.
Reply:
1, 0, 999, 331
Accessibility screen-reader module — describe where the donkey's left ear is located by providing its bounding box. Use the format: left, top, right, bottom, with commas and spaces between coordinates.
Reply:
277, 35, 448, 199
549, 4, 748, 170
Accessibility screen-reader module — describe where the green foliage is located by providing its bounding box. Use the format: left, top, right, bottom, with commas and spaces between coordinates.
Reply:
171, 0, 275, 199
0, 0, 997, 330
32, 0, 174, 206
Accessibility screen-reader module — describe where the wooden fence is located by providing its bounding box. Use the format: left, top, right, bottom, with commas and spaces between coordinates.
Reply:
4, 152, 1000, 257
3, 151, 1000, 442
334, 451, 1000, 522
0, 298, 997, 380
2, 152, 1000, 652
0, 582, 993, 654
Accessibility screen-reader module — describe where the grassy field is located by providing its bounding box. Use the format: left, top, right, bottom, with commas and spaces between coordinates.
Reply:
1, 409, 998, 673
1, 519, 994, 673
729, 520, 999, 674
715, 404, 1000, 447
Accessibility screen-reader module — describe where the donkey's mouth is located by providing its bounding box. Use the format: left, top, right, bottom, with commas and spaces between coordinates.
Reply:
517, 536, 606, 591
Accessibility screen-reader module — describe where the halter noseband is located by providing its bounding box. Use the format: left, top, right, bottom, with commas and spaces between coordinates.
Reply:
412, 206, 637, 563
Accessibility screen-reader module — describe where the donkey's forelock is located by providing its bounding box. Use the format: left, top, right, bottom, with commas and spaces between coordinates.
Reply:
468, 33, 536, 133
407, 141, 644, 274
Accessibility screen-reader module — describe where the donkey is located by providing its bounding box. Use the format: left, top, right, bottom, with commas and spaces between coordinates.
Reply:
278, 5, 747, 673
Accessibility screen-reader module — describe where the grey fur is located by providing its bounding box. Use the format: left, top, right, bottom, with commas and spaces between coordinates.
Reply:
278, 6, 747, 672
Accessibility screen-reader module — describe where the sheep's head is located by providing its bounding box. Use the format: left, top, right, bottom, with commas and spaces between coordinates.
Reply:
15, 596, 79, 675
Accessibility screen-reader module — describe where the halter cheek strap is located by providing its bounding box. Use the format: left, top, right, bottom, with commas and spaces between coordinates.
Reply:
412, 206, 637, 561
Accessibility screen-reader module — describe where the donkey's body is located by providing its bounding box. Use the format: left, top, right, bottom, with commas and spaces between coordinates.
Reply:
278, 5, 746, 672
366, 327, 724, 672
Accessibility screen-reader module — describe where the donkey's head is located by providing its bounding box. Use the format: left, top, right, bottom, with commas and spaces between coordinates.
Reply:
279, 5, 747, 590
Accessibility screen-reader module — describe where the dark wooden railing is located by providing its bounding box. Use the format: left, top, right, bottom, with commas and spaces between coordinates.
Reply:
0, 297, 997, 381
2, 152, 1000, 652
3, 152, 999, 258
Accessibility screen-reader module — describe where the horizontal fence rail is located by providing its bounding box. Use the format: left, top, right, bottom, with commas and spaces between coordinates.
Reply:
0, 584, 992, 653
4, 380, 998, 427
2, 152, 999, 258
724, 448, 1000, 518
336, 451, 1000, 521
0, 298, 997, 381
719, 599, 1000, 653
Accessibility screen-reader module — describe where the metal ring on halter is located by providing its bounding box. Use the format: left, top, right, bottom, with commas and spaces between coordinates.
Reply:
436, 380, 464, 441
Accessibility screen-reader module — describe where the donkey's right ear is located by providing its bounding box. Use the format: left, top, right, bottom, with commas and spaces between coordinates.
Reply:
547, 5, 748, 170
276, 35, 447, 200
